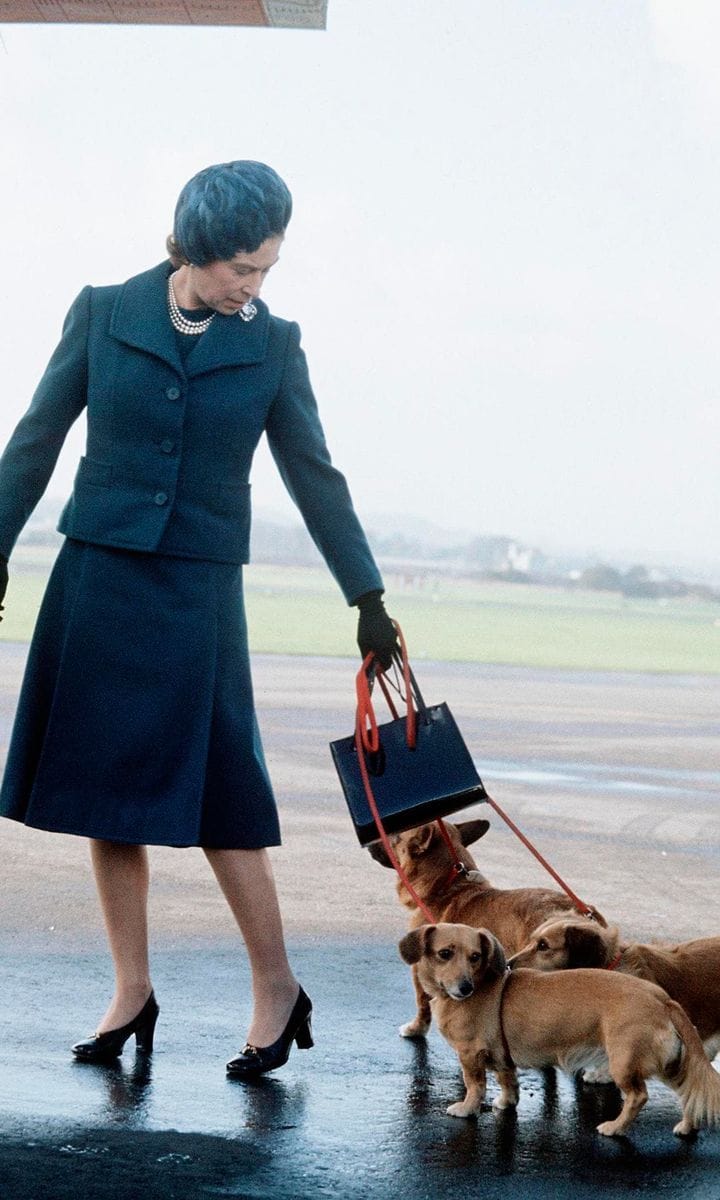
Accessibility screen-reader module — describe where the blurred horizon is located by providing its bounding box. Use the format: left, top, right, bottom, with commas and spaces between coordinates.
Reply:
20, 490, 720, 585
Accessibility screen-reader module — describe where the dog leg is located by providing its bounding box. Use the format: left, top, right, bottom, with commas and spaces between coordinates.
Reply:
446, 1050, 488, 1118
673, 1114, 699, 1138
399, 965, 432, 1039
597, 1079, 648, 1137
492, 1067, 520, 1111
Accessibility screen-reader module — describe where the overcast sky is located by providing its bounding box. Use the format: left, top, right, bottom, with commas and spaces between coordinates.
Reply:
0, 0, 718, 574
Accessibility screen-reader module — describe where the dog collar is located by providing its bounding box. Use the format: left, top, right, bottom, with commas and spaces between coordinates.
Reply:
605, 950, 624, 971
443, 860, 469, 889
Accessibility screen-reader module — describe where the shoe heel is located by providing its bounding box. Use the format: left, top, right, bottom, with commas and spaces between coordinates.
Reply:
135, 1022, 155, 1054
294, 1017, 314, 1050
135, 1000, 159, 1054
72, 991, 159, 1063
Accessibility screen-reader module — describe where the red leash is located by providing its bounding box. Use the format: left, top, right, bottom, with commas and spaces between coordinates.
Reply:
481, 794, 596, 918
355, 627, 433, 922
355, 628, 596, 923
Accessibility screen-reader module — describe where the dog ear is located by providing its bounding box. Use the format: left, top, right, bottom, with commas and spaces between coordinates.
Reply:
399, 925, 436, 964
366, 840, 393, 869
406, 825, 435, 856
565, 924, 609, 967
479, 929, 507, 980
457, 819, 490, 847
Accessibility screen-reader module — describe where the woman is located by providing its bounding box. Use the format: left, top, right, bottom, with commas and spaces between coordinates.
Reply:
0, 160, 397, 1077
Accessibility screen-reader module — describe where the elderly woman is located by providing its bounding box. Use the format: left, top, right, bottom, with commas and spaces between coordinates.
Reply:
0, 160, 396, 1077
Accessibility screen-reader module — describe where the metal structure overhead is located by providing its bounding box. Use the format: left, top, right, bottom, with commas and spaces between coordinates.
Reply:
0, 0, 327, 28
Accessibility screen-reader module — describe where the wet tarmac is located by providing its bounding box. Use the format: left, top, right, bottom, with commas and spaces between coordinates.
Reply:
2, 935, 720, 1200
1, 649, 719, 1197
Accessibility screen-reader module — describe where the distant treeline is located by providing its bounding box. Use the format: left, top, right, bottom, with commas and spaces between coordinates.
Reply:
571, 564, 720, 604
17, 509, 719, 603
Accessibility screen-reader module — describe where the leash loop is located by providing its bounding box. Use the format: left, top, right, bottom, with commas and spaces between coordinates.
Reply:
355, 621, 418, 754
353, 623, 434, 922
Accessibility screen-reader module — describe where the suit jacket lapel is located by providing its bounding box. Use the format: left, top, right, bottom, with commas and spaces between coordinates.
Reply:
110, 260, 270, 376
110, 261, 183, 374
184, 299, 270, 377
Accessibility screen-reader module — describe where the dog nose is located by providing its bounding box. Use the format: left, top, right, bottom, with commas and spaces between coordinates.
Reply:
458, 978, 474, 997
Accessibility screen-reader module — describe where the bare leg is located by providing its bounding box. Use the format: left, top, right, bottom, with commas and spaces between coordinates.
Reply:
204, 847, 299, 1048
89, 840, 153, 1032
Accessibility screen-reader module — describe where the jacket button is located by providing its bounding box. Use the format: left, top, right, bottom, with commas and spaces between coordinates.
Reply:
154, 492, 168, 506
166, 386, 181, 400
160, 439, 175, 454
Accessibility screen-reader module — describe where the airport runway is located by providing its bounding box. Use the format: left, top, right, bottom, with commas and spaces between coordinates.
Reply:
0, 648, 718, 1198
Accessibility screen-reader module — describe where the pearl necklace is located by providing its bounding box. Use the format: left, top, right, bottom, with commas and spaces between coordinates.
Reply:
167, 272, 216, 335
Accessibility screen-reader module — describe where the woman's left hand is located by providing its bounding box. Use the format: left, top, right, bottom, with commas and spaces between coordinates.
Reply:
355, 590, 399, 670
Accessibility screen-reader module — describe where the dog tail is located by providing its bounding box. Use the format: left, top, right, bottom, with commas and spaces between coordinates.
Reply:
666, 999, 720, 1130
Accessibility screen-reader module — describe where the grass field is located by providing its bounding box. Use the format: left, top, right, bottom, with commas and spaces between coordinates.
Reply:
2, 546, 718, 673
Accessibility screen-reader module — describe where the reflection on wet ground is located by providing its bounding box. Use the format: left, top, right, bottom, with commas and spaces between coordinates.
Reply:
1, 939, 719, 1199
72, 1054, 155, 1127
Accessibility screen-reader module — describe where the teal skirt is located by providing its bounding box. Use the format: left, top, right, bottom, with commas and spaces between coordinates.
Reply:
0, 539, 280, 848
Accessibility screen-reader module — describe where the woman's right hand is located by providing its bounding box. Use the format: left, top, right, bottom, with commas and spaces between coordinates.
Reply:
0, 556, 7, 621
356, 590, 399, 670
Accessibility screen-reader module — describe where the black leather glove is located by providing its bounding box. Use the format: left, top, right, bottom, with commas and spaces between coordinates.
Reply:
0, 556, 7, 622
355, 590, 398, 670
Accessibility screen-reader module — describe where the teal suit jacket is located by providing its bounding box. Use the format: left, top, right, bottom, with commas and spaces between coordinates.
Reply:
0, 261, 382, 604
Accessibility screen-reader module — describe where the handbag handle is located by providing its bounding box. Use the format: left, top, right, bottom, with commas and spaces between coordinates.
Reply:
355, 621, 417, 754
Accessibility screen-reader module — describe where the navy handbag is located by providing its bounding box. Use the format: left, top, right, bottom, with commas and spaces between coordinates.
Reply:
330, 637, 487, 846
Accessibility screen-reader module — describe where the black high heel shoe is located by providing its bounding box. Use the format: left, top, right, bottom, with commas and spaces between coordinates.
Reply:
226, 986, 313, 1078
72, 991, 159, 1063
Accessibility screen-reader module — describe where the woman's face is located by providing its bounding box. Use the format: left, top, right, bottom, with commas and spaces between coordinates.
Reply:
185, 235, 283, 314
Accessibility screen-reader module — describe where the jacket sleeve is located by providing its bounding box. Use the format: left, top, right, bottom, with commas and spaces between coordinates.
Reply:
265, 322, 383, 605
0, 286, 90, 560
